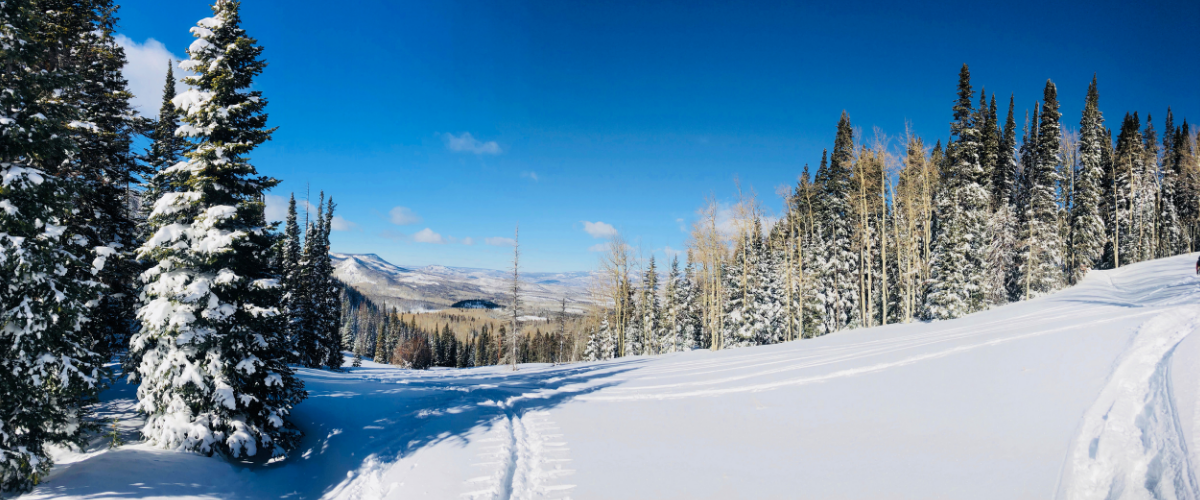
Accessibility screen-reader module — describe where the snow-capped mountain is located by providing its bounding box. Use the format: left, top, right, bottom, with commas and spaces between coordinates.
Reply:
330, 253, 599, 312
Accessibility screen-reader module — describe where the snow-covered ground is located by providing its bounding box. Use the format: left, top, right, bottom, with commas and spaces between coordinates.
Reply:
27, 254, 1200, 499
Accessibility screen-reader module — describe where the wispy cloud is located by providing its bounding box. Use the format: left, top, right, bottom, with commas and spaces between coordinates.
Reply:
115, 35, 188, 118
413, 228, 446, 244
588, 243, 608, 252
582, 221, 618, 239
330, 216, 358, 231
662, 246, 684, 258
389, 206, 422, 225
485, 237, 516, 247
461, 237, 475, 246
521, 171, 539, 182
444, 132, 501, 155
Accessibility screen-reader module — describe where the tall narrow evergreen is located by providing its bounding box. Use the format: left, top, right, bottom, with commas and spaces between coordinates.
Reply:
924, 64, 990, 319
815, 114, 859, 332
994, 95, 1018, 207
131, 0, 305, 458
316, 197, 343, 369
1068, 76, 1107, 283
279, 194, 302, 358
142, 62, 185, 226
1017, 80, 1066, 297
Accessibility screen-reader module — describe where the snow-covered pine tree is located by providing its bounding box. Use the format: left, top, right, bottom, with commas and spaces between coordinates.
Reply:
279, 194, 302, 360
679, 258, 701, 350
130, 0, 305, 458
923, 65, 990, 319
1158, 108, 1184, 258
756, 225, 785, 345
598, 316, 615, 360
1112, 113, 1148, 266
291, 192, 323, 366
1068, 76, 1107, 283
1016, 80, 1066, 298
142, 62, 185, 228
316, 197, 343, 369
53, 0, 145, 363
994, 96, 1018, 210
816, 116, 861, 332
641, 256, 660, 354
0, 0, 106, 490
721, 233, 757, 348
1173, 121, 1198, 251
1138, 116, 1160, 261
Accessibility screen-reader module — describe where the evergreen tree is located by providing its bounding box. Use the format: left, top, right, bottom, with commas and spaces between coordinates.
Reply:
130, 0, 305, 458
141, 62, 186, 239
279, 194, 302, 359
816, 115, 860, 332
317, 198, 343, 369
924, 64, 990, 319
51, 0, 146, 363
1016, 80, 1066, 298
0, 0, 105, 490
1068, 76, 1107, 283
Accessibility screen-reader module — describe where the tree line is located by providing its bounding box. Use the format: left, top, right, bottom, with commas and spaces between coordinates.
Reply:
339, 287, 578, 369
587, 65, 1198, 359
0, 0, 341, 491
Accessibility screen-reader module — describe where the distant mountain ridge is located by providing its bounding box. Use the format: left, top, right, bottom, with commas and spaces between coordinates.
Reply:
330, 253, 598, 313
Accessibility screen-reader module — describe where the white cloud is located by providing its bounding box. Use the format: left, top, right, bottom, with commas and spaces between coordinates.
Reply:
662, 246, 684, 258
522, 171, 539, 182
413, 228, 445, 244
588, 243, 607, 252
582, 221, 618, 239
444, 132, 501, 155
461, 237, 475, 246
265, 194, 318, 222
485, 237, 516, 247
389, 206, 422, 225
330, 216, 358, 231
115, 35, 188, 118
714, 202, 779, 238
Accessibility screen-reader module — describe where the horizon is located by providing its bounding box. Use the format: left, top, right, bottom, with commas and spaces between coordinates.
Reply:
113, 0, 1199, 272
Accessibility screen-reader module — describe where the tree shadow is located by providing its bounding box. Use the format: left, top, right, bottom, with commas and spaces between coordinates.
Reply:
30, 358, 645, 499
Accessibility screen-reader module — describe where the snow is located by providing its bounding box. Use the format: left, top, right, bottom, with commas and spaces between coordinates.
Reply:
26, 254, 1200, 499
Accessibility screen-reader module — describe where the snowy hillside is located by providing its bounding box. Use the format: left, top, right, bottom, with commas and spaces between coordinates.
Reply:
28, 254, 1200, 499
330, 253, 598, 312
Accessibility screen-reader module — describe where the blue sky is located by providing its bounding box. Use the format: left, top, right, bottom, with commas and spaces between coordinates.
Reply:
114, 0, 1200, 272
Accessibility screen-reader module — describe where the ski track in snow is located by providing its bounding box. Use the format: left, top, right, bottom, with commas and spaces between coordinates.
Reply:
462, 411, 575, 500
1059, 306, 1200, 500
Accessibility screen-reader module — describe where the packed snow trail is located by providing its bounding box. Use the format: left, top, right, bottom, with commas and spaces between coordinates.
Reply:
24, 254, 1200, 499
1059, 306, 1200, 500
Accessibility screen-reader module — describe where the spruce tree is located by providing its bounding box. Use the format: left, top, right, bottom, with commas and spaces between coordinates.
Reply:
1016, 80, 1066, 298
0, 0, 106, 490
924, 64, 990, 319
49, 0, 146, 362
142, 62, 185, 233
317, 197, 343, 369
1068, 76, 1107, 283
279, 194, 302, 359
130, 0, 305, 458
816, 115, 860, 332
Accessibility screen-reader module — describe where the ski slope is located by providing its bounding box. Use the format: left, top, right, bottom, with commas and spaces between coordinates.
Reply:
26, 254, 1200, 499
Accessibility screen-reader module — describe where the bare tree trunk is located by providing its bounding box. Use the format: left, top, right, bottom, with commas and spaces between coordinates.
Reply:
510, 225, 521, 371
